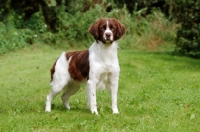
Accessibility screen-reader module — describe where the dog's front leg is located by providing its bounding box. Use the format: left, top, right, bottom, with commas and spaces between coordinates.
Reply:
108, 73, 119, 114
111, 83, 119, 114
87, 79, 98, 115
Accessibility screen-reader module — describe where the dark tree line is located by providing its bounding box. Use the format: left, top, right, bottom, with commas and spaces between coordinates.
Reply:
0, 0, 200, 57
0, 0, 170, 31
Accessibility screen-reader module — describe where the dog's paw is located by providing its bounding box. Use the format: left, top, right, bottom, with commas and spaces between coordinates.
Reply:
45, 107, 51, 112
91, 110, 99, 115
112, 108, 119, 114
62, 98, 71, 110
64, 103, 70, 110
91, 107, 98, 115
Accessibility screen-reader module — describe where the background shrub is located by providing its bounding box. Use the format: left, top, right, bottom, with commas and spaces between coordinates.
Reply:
175, 0, 200, 58
2, 0, 197, 56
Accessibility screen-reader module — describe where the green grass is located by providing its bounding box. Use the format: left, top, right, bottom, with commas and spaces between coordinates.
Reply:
0, 44, 200, 131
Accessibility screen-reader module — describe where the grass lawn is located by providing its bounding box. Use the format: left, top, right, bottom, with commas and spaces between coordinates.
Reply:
0, 44, 200, 131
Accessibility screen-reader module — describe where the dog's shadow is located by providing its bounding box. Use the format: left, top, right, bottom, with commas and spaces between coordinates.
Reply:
50, 103, 90, 114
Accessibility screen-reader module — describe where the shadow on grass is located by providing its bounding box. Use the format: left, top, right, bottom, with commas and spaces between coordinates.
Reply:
51, 103, 90, 114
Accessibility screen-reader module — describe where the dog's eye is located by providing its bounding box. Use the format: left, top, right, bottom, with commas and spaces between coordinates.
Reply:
110, 27, 115, 31
110, 26, 115, 31
100, 26, 106, 31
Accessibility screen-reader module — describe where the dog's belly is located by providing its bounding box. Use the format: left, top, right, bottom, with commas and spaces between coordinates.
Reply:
94, 64, 119, 90
96, 72, 108, 90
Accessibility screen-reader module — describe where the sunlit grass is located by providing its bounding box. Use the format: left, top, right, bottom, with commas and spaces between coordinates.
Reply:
0, 44, 200, 131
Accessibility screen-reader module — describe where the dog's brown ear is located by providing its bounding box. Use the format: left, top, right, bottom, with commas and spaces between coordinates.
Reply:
112, 18, 125, 40
88, 19, 101, 41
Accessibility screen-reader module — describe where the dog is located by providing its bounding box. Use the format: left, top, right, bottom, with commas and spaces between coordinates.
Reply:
45, 18, 125, 114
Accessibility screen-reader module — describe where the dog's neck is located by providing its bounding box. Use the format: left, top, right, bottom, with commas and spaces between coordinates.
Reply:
89, 41, 118, 66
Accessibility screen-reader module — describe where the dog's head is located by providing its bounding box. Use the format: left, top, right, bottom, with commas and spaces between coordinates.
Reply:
88, 18, 125, 44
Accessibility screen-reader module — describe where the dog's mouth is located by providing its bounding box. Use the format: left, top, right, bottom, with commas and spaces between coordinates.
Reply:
103, 39, 113, 44
105, 39, 112, 42
103, 32, 113, 44
104, 36, 114, 43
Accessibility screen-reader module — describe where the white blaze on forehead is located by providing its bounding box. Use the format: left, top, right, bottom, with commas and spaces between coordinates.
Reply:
104, 20, 113, 41
106, 20, 109, 29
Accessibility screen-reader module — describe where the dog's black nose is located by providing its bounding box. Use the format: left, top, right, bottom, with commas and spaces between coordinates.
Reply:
105, 33, 111, 38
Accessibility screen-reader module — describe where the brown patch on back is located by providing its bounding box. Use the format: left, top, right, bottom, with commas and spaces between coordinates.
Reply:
50, 59, 57, 82
66, 50, 89, 81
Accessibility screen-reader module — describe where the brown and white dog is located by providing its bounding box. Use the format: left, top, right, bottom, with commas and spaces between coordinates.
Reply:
45, 18, 125, 114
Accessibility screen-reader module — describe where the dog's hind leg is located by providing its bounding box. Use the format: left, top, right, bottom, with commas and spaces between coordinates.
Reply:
61, 82, 80, 110
45, 80, 67, 112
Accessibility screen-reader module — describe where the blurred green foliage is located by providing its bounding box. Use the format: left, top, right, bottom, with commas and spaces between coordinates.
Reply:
175, 0, 200, 58
1, 0, 199, 58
